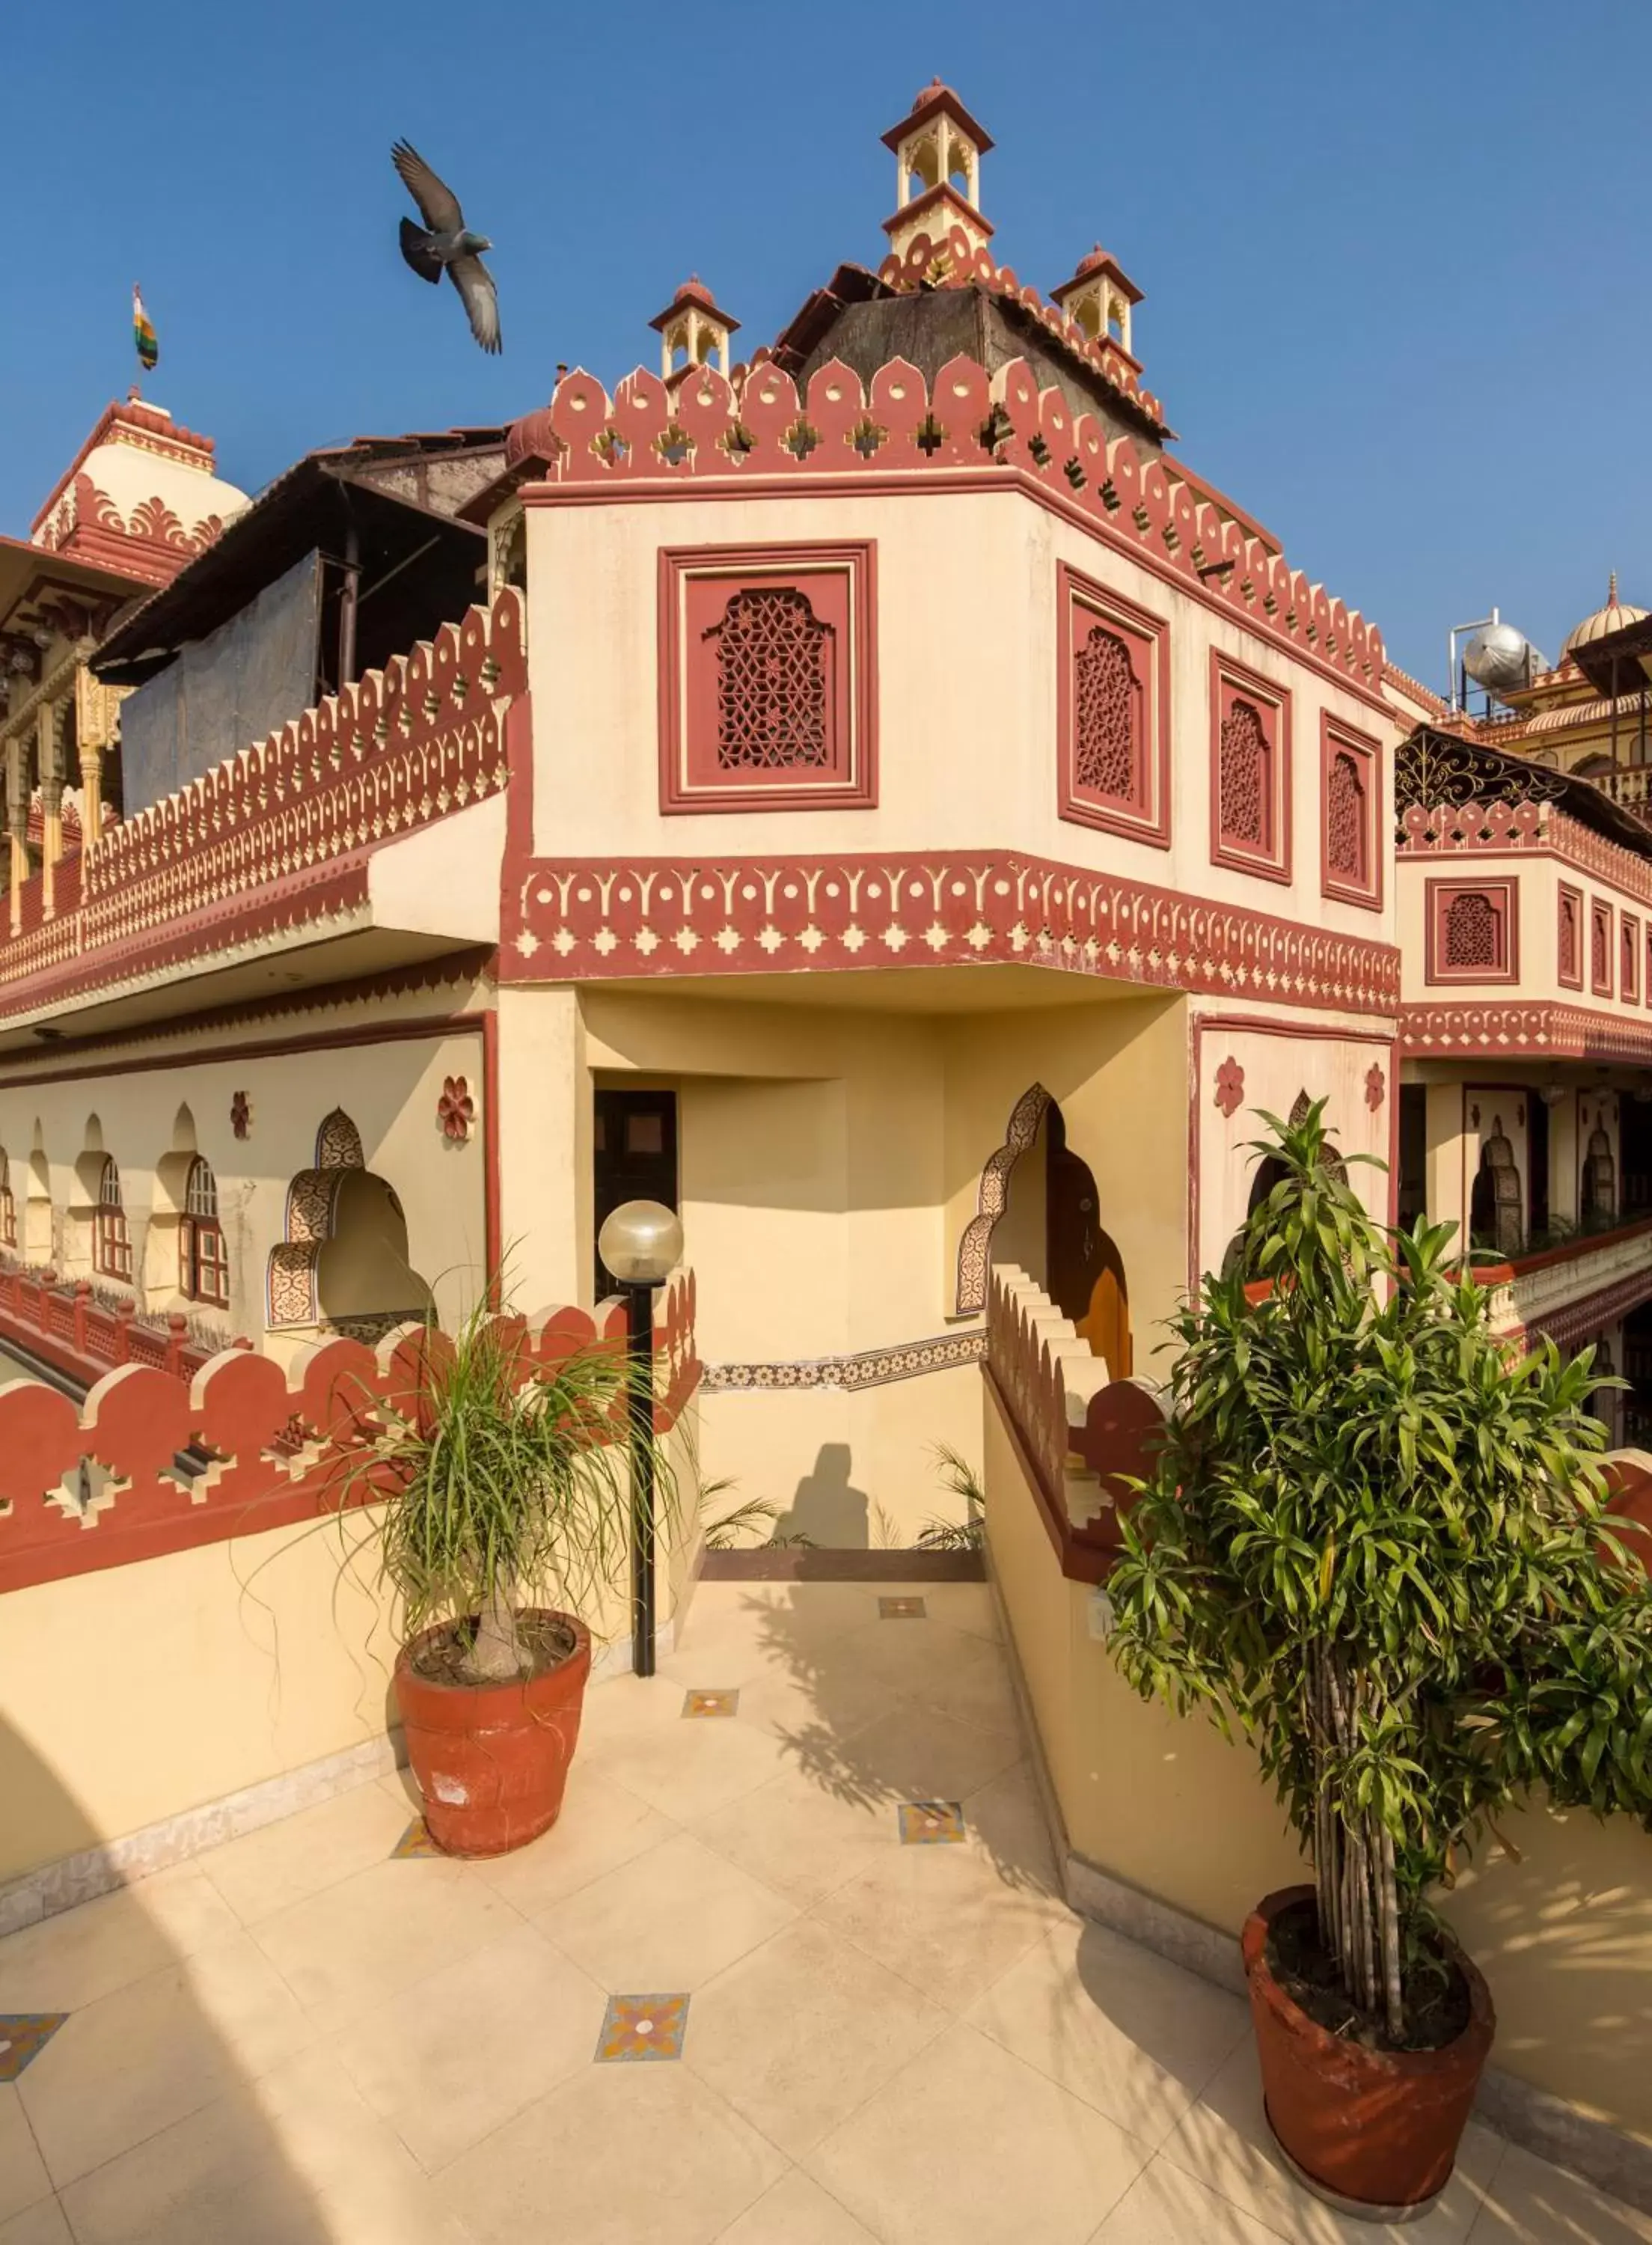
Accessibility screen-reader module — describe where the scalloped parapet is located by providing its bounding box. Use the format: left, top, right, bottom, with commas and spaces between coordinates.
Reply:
985, 1262, 1168, 1576
526, 356, 1381, 693
0, 589, 527, 1015
0, 1266, 699, 1594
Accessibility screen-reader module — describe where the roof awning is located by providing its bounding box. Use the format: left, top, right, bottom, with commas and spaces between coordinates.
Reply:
0, 534, 150, 632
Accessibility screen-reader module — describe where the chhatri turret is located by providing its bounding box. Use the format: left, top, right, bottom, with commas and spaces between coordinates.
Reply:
881, 79, 994, 263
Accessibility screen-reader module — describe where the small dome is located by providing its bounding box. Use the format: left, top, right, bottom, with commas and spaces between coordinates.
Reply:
1563, 572, 1649, 656
1074, 244, 1116, 277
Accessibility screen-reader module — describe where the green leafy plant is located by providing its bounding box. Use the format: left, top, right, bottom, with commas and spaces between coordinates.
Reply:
1107, 1101, 1652, 2044
916, 1441, 986, 1551
700, 1490, 816, 1551
350, 1300, 665, 1684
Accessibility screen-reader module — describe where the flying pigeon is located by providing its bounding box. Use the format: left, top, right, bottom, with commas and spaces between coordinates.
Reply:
391, 141, 501, 354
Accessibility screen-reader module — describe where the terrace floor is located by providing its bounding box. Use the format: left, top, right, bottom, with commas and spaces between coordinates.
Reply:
1, 1578, 1647, 2244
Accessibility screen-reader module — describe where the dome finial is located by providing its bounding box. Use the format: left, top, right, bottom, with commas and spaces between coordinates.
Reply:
1610, 569, 1619, 604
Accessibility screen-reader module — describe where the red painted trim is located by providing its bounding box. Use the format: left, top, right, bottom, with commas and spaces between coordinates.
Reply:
1423, 876, 1520, 987
1318, 712, 1383, 911
656, 541, 878, 814
1558, 881, 1585, 990
1208, 647, 1292, 886
1591, 897, 1615, 998
522, 470, 1392, 719
1055, 561, 1172, 849
982, 1366, 1108, 1586
1507, 1209, 1652, 1283
507, 852, 1402, 1017
1624, 913, 1642, 1006
29, 398, 216, 536
1399, 1001, 1652, 1062
0, 1011, 489, 1094
881, 180, 994, 242
482, 1010, 501, 1307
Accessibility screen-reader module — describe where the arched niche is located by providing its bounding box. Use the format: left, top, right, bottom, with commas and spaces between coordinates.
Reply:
64, 1116, 113, 1280
266, 1108, 432, 1340
1471, 1120, 1523, 1258
146, 1103, 203, 1307
25, 1123, 51, 1262
955, 1084, 1050, 1313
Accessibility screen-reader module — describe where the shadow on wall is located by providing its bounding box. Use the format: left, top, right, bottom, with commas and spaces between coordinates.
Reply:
771, 1443, 871, 1549
0, 1713, 336, 2235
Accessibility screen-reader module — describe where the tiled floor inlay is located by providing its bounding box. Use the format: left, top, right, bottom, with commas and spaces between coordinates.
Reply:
0, 2011, 68, 2080
878, 1595, 927, 1619
391, 1818, 445, 1858
897, 1800, 966, 1845
596, 1991, 691, 2062
682, 1688, 740, 1718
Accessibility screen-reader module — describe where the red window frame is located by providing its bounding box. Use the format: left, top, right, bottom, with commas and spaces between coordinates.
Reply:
94, 1158, 132, 1283
180, 1156, 228, 1308
1591, 898, 1614, 997
1209, 650, 1291, 884
1318, 713, 1382, 911
1424, 878, 1519, 985
1056, 563, 1171, 847
1558, 882, 1584, 990
1623, 913, 1641, 1005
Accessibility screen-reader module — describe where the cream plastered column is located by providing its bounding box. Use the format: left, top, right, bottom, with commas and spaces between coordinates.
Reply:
1425, 1081, 1472, 1247
37, 699, 67, 918
4, 737, 28, 936
1547, 1093, 1580, 1227
74, 665, 122, 848
495, 984, 592, 1308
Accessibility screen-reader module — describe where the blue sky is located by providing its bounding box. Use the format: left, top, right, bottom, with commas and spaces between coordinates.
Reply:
4, 1, 1647, 685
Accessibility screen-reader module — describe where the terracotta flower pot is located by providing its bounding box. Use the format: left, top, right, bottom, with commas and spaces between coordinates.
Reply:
1242, 1884, 1496, 2219
393, 1609, 592, 1857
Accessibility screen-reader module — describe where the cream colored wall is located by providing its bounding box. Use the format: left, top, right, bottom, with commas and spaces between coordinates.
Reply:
0, 1414, 702, 1890
1413, 1075, 1621, 1247
1399, 846, 1652, 1024
985, 1389, 1652, 2144
1193, 1013, 1392, 1283
0, 1025, 489, 1345
67, 427, 248, 534
522, 483, 1399, 946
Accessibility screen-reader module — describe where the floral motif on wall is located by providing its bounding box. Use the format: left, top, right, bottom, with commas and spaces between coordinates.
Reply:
230, 1091, 251, 1140
1365, 1063, 1386, 1113
437, 1075, 475, 1143
1214, 1057, 1246, 1119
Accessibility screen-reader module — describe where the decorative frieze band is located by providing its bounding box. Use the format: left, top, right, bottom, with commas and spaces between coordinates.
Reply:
1401, 1002, 1652, 1063
508, 852, 1401, 1015
701, 1327, 986, 1393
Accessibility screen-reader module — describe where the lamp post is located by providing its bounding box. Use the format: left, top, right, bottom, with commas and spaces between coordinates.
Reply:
596, 1199, 685, 1679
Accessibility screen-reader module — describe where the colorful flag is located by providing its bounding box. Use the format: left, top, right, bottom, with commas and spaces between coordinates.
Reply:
132, 286, 158, 373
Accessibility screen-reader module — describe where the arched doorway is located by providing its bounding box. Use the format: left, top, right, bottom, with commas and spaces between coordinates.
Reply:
1582, 1127, 1618, 1232
1470, 1122, 1523, 1257
1044, 1106, 1131, 1375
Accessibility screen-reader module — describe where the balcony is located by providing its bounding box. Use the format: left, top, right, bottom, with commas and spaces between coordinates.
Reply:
1472, 1214, 1652, 1352
0, 589, 524, 1034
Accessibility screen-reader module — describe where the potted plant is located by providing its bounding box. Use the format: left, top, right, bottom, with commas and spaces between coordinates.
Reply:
351, 1301, 654, 1857
1106, 1103, 1652, 2217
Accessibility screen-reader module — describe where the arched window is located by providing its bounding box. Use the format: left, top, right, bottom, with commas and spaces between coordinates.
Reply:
1325, 751, 1366, 885
181, 1156, 227, 1307
1074, 623, 1143, 804
1220, 698, 1270, 850
94, 1157, 132, 1282
710, 588, 831, 770
0, 1150, 13, 1250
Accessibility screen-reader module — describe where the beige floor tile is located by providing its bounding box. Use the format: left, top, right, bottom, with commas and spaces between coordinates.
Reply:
433, 2059, 786, 2245
664, 1586, 883, 1683
589, 1711, 792, 1824
813, 1699, 1025, 1810
0, 2199, 73, 2245
911, 1640, 1024, 1737
833, 1613, 1000, 1696
0, 2088, 49, 2224
967, 1920, 1249, 2149
691, 1766, 902, 1910
332, 1919, 608, 2171
0, 1866, 240, 2013
959, 1759, 1064, 1896
58, 2089, 346, 2245
197, 1777, 413, 1925
726, 1658, 897, 1749
248, 1853, 519, 2032
467, 1763, 678, 1914
19, 1930, 316, 2187
914, 1582, 1001, 1642
579, 1669, 704, 1747
816, 1822, 1070, 2012
1089, 2156, 1286, 2242
1468, 2142, 1652, 2243
714, 2168, 879, 2243
536, 1830, 797, 1991
685, 1916, 949, 2157
1160, 2038, 1505, 2243
807, 2020, 1150, 2245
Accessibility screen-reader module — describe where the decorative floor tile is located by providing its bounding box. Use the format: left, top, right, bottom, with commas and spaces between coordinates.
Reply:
682, 1689, 739, 1719
878, 1596, 927, 1620
897, 1801, 966, 1845
596, 1992, 691, 2062
391, 1819, 444, 1859
0, 2012, 69, 2080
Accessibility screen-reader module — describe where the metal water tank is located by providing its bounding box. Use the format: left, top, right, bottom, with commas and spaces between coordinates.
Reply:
1463, 621, 1547, 695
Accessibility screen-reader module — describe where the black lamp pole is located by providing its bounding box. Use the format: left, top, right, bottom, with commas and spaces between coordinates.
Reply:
625, 1280, 657, 1678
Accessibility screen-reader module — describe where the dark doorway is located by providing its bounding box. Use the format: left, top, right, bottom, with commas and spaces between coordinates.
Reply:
1621, 1096, 1652, 1220
1397, 1085, 1426, 1230
594, 1088, 678, 1299
1044, 1106, 1131, 1375
1528, 1095, 1549, 1237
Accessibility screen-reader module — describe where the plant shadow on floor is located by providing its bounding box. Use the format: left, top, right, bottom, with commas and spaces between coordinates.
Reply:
726, 1580, 1062, 1901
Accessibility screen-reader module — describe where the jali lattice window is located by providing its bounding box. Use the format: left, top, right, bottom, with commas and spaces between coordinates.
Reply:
710, 589, 831, 771
1210, 655, 1289, 880
94, 1156, 132, 1283
181, 1156, 228, 1307
1558, 886, 1582, 986
661, 544, 876, 813
1058, 567, 1168, 844
1427, 878, 1516, 983
1325, 752, 1364, 882
1593, 899, 1613, 995
1445, 892, 1499, 968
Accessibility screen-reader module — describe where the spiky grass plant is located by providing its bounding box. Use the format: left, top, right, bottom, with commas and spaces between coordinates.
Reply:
359, 1302, 667, 1683
1107, 1101, 1652, 2044
916, 1442, 987, 1551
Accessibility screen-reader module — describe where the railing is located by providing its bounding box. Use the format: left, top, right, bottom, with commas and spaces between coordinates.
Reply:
1466, 1215, 1652, 1354
0, 1270, 700, 1595
0, 1265, 223, 1386
0, 588, 526, 1017
984, 1264, 1167, 1582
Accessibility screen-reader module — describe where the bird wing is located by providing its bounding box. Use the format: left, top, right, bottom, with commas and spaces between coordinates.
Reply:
391, 140, 463, 233
399, 216, 444, 284
447, 254, 501, 354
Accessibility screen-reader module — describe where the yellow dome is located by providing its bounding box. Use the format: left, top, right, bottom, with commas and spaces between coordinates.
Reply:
1563, 572, 1649, 656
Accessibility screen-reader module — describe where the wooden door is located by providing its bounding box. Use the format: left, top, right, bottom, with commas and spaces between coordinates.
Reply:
1044, 1107, 1131, 1375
